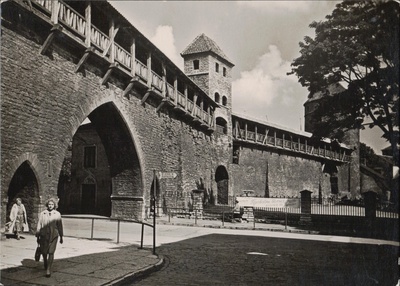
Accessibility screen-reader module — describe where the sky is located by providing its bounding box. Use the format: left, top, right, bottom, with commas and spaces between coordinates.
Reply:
109, 1, 389, 153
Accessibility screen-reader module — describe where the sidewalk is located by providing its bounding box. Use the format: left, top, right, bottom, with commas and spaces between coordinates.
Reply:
0, 233, 163, 286
1, 215, 397, 286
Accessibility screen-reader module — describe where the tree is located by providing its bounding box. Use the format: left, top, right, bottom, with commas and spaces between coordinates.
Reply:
289, 0, 399, 205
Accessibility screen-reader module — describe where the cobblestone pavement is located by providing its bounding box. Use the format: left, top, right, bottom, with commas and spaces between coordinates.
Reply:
130, 233, 398, 286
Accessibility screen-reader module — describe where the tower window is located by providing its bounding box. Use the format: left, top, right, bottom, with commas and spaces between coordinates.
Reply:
215, 92, 220, 103
84, 146, 96, 168
222, 96, 227, 106
223, 67, 227, 77
215, 62, 219, 73
193, 60, 199, 70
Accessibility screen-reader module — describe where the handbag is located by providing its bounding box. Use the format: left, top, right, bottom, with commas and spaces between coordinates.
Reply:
34, 245, 41, 262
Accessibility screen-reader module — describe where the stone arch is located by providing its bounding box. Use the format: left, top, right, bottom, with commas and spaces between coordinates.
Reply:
215, 165, 229, 205
59, 99, 146, 219
6, 160, 41, 233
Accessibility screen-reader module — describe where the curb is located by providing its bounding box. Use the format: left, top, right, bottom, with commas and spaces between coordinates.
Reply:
104, 255, 165, 286
157, 221, 320, 235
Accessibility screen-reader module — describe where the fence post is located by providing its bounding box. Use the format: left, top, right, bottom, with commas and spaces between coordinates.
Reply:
253, 209, 256, 229
363, 191, 377, 238
140, 223, 144, 249
222, 211, 224, 227
299, 190, 312, 226
285, 210, 288, 230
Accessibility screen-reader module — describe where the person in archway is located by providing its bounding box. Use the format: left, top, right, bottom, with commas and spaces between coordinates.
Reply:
9, 198, 28, 240
36, 198, 63, 278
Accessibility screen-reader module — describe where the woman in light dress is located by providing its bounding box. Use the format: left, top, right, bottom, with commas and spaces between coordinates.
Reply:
9, 198, 28, 240
36, 198, 64, 278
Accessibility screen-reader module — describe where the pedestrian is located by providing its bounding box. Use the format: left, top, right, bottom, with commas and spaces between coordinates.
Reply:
9, 198, 28, 240
36, 198, 63, 278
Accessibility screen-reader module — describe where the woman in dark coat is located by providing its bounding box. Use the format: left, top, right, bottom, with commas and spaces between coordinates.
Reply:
36, 198, 63, 277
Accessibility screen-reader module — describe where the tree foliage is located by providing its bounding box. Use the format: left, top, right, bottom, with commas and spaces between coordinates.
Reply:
289, 0, 399, 163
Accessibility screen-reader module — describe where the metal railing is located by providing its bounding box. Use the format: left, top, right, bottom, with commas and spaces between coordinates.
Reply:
62, 214, 156, 254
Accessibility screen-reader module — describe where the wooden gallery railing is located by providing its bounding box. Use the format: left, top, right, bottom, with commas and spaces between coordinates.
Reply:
233, 128, 351, 162
30, 0, 215, 130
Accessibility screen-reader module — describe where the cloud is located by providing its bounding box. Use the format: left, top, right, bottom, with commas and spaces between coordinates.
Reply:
149, 25, 183, 69
237, 1, 313, 13
232, 45, 307, 130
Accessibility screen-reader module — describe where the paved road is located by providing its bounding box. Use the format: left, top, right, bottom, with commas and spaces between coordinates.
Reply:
129, 233, 398, 286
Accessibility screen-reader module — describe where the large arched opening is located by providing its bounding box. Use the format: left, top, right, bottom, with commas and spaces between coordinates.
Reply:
215, 165, 229, 205
7, 161, 40, 233
57, 102, 143, 218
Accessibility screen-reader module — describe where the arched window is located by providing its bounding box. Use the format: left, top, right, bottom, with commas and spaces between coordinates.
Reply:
222, 96, 227, 106
214, 92, 220, 103
216, 117, 227, 135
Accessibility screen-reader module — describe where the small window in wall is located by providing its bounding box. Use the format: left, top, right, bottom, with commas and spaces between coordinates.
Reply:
222, 96, 227, 106
215, 92, 220, 103
223, 67, 227, 77
84, 146, 96, 168
233, 145, 240, 164
215, 62, 219, 73
193, 60, 199, 70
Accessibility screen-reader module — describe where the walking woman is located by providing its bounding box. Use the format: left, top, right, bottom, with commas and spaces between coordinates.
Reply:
9, 198, 28, 240
36, 198, 63, 277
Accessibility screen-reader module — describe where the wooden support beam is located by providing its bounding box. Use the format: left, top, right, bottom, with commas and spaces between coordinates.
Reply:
123, 76, 140, 98
85, 2, 91, 47
262, 129, 269, 145
282, 134, 285, 148
101, 63, 119, 85
39, 24, 63, 55
147, 52, 152, 87
51, 0, 60, 24
102, 26, 120, 58
162, 63, 167, 97
75, 47, 95, 73
191, 93, 198, 116
184, 84, 188, 110
245, 123, 248, 141
173, 76, 178, 103
255, 125, 258, 142
140, 88, 153, 105
235, 120, 240, 138
156, 100, 166, 112
130, 38, 136, 77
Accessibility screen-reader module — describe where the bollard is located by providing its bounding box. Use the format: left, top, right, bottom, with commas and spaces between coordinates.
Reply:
117, 219, 120, 244
222, 211, 225, 227
140, 223, 144, 249
91, 218, 94, 240
168, 212, 171, 223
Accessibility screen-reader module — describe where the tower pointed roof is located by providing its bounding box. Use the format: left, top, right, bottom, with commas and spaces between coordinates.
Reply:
181, 33, 234, 66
